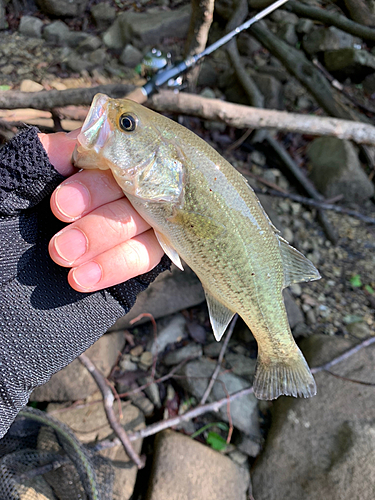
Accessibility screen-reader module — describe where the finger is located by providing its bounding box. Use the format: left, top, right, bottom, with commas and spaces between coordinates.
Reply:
50, 168, 124, 222
67, 229, 165, 292
49, 197, 151, 267
39, 130, 80, 177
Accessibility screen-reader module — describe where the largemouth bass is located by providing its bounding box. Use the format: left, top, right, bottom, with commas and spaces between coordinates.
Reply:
73, 93, 321, 400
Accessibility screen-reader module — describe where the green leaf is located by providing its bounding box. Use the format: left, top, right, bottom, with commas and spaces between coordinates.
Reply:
206, 431, 227, 451
190, 422, 228, 439
365, 284, 374, 295
0, 85, 11, 91
350, 274, 362, 287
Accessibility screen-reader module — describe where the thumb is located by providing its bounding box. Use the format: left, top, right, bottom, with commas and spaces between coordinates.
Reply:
38, 129, 80, 177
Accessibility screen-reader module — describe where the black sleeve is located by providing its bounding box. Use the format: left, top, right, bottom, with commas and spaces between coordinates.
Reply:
0, 127, 170, 437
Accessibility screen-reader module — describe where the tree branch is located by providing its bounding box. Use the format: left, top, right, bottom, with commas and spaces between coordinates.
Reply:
78, 353, 145, 469
149, 91, 375, 145
285, 0, 375, 41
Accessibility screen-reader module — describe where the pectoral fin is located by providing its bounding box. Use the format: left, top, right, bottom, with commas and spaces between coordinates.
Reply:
204, 289, 235, 341
154, 230, 184, 271
278, 236, 321, 288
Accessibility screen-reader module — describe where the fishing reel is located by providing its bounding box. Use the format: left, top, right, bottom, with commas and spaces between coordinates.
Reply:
137, 48, 183, 90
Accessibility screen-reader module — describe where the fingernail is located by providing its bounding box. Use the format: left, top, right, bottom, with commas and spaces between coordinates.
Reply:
54, 228, 87, 264
55, 181, 90, 219
72, 262, 102, 290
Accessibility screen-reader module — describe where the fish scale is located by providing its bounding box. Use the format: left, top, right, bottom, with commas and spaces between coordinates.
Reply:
73, 93, 321, 401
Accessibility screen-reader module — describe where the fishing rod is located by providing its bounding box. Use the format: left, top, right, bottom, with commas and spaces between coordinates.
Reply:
127, 0, 290, 104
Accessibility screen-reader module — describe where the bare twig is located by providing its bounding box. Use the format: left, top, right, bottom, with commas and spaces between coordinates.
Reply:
0, 83, 134, 110
78, 353, 145, 469
252, 186, 375, 224
311, 336, 375, 374
200, 315, 238, 405
130, 312, 158, 380
149, 91, 375, 145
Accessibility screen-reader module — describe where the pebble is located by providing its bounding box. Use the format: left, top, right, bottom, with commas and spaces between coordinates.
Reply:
130, 345, 144, 357
119, 354, 138, 372
139, 351, 153, 369
290, 284, 302, 296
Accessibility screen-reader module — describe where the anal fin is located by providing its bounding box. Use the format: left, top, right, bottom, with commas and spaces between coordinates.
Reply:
278, 235, 321, 288
154, 230, 184, 271
253, 346, 316, 400
204, 289, 235, 341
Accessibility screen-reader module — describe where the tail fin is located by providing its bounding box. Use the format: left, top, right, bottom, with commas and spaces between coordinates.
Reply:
253, 346, 316, 400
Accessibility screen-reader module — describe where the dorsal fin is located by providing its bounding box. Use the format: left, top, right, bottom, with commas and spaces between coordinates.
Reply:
278, 236, 321, 288
204, 289, 235, 341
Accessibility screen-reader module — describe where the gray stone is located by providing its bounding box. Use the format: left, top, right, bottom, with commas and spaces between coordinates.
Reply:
251, 72, 284, 110
103, 5, 191, 51
197, 61, 219, 87
163, 343, 203, 366
43, 21, 70, 46
236, 434, 262, 457
362, 72, 375, 94
324, 48, 375, 80
307, 137, 374, 202
74, 34, 102, 53
147, 430, 250, 500
346, 321, 371, 339
110, 264, 205, 330
225, 352, 257, 380
91, 2, 116, 31
139, 376, 161, 408
19, 16, 43, 38
270, 10, 299, 25
36, 0, 88, 17
147, 314, 187, 356
303, 27, 358, 55
237, 33, 262, 56
65, 53, 94, 73
252, 334, 375, 500
177, 357, 260, 436
0, 0, 6, 31
284, 289, 305, 330
30, 331, 125, 402
120, 44, 143, 68
48, 399, 144, 500
277, 23, 298, 46
203, 341, 223, 358
296, 18, 314, 35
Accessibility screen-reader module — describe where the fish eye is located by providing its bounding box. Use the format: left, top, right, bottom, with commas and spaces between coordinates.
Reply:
119, 113, 137, 132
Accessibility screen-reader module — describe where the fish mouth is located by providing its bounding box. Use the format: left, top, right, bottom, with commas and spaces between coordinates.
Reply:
77, 93, 113, 153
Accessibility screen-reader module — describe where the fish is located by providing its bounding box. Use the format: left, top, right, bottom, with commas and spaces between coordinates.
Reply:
73, 93, 321, 400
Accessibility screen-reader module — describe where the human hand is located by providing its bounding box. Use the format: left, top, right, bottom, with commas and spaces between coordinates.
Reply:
39, 131, 164, 293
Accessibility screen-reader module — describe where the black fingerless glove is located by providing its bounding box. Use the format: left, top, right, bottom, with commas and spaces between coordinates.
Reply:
0, 127, 170, 437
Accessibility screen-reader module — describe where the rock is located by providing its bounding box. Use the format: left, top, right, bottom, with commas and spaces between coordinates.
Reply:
139, 376, 161, 408
147, 430, 250, 500
36, 0, 88, 17
103, 5, 191, 51
307, 137, 374, 202
177, 357, 260, 436
296, 18, 314, 35
48, 398, 144, 500
43, 20, 70, 45
19, 79, 44, 92
119, 354, 138, 372
252, 334, 375, 500
203, 341, 223, 358
91, 2, 116, 31
30, 331, 125, 401
277, 24, 298, 46
147, 314, 187, 356
19, 16, 43, 38
74, 34, 102, 53
200, 87, 217, 99
237, 33, 262, 56
139, 350, 153, 369
251, 72, 284, 109
346, 321, 371, 338
303, 27, 359, 55
120, 44, 143, 68
270, 10, 299, 25
225, 352, 257, 380
0, 0, 6, 30
163, 343, 203, 366
284, 289, 305, 330
65, 52, 94, 73
235, 434, 262, 457
197, 61, 219, 87
324, 48, 375, 81
362, 72, 375, 94
110, 264, 205, 330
